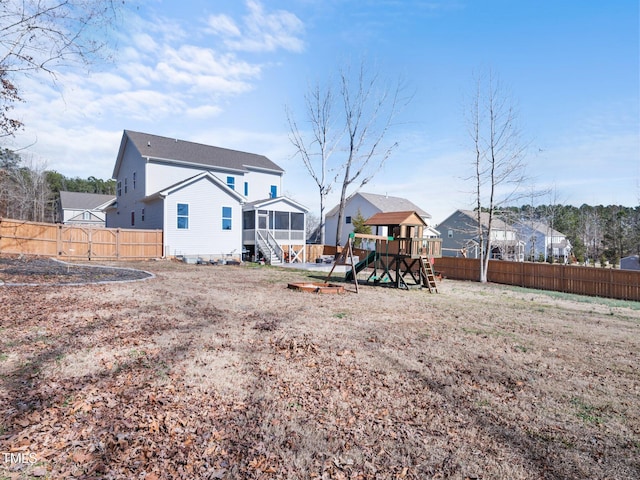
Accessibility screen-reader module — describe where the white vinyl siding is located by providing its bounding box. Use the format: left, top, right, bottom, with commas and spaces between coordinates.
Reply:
108, 145, 146, 228
145, 162, 282, 202
140, 198, 164, 229
243, 169, 283, 202
325, 195, 383, 247
163, 177, 242, 256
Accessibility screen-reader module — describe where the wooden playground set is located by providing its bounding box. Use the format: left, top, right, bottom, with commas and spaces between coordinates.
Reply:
325, 211, 442, 293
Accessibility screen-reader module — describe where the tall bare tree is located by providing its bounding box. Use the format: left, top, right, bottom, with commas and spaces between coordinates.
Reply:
334, 63, 405, 247
467, 69, 527, 282
287, 81, 341, 245
287, 60, 407, 246
2, 155, 52, 221
0, 0, 123, 137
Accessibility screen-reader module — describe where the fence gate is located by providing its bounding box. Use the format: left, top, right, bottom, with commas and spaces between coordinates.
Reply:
60, 225, 90, 259
60, 226, 117, 260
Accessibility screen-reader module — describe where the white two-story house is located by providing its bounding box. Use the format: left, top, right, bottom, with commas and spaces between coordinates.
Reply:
106, 130, 308, 262
513, 220, 572, 263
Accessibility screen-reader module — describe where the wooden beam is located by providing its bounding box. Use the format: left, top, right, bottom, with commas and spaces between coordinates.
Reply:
350, 233, 394, 241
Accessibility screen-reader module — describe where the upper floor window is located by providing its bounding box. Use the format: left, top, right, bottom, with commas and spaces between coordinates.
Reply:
448, 230, 453, 238
270, 185, 277, 198
124, 177, 128, 194
244, 181, 249, 196
131, 211, 135, 226
177, 203, 189, 229
82, 211, 91, 221
227, 176, 235, 190
346, 216, 352, 224
141, 208, 145, 222
117, 181, 122, 196
133, 172, 137, 189
222, 206, 232, 230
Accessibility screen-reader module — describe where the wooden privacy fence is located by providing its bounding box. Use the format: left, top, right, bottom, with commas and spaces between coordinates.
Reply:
435, 257, 640, 301
0, 218, 163, 260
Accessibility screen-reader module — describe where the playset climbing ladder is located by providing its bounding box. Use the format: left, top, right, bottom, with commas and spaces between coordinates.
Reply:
420, 256, 438, 293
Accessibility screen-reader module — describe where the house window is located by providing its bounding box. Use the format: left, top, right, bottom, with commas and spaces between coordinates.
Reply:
131, 211, 135, 226
270, 185, 277, 198
117, 181, 122, 196
82, 211, 91, 221
244, 181, 249, 196
124, 177, 128, 194
346, 216, 352, 224
448, 229, 453, 238
141, 208, 145, 222
227, 176, 235, 190
133, 172, 137, 189
177, 203, 189, 229
222, 206, 232, 230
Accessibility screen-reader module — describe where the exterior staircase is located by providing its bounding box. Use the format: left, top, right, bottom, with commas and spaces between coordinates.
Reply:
257, 236, 282, 265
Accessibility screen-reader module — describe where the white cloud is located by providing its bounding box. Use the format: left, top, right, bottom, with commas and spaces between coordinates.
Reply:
185, 105, 224, 119
207, 0, 305, 53
131, 33, 160, 54
206, 14, 242, 37
8, 2, 306, 181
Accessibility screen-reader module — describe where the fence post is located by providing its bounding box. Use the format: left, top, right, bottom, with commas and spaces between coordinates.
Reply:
57, 224, 62, 257
88, 228, 92, 261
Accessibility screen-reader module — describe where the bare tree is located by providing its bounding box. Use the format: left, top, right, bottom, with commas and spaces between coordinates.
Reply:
287, 60, 407, 247
334, 62, 405, 247
0, 0, 123, 137
467, 69, 527, 282
287, 81, 341, 245
2, 155, 52, 221
541, 186, 566, 263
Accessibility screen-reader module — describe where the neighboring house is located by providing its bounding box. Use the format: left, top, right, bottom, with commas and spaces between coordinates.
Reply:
621, 255, 640, 271
324, 192, 439, 247
105, 130, 307, 261
58, 191, 115, 226
513, 220, 572, 263
438, 209, 524, 261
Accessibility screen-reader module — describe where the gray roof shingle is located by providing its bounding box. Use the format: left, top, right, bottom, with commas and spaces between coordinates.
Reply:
59, 191, 115, 210
123, 130, 284, 173
326, 192, 431, 218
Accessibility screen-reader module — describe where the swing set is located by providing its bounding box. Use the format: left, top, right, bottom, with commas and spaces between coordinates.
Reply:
325, 211, 441, 293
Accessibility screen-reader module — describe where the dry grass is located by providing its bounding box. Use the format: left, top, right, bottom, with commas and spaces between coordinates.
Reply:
0, 260, 638, 479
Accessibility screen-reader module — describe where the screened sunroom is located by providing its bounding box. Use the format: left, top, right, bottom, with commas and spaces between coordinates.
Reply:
242, 197, 308, 264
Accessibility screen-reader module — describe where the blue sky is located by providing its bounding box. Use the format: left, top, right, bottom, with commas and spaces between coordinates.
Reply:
8, 0, 639, 223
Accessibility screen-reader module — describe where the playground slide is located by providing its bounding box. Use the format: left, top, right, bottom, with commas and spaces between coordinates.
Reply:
345, 250, 378, 281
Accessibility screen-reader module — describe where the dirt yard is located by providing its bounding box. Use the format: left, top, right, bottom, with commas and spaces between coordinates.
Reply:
0, 259, 638, 479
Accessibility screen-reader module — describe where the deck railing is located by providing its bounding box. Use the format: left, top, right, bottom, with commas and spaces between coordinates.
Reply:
243, 229, 305, 243
388, 237, 442, 258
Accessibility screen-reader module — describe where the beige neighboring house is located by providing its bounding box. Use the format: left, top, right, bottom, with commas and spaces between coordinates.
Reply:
324, 192, 439, 247
58, 191, 115, 226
